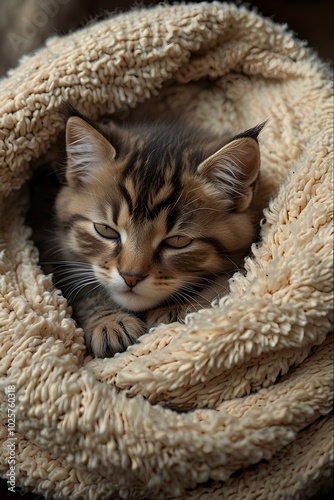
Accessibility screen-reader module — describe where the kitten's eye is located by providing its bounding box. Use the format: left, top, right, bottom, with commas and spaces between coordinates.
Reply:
163, 235, 192, 249
94, 223, 120, 240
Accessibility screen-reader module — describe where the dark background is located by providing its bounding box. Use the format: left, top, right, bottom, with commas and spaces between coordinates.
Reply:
0, 0, 333, 77
0, 0, 333, 498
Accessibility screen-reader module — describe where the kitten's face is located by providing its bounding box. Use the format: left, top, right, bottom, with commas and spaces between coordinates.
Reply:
55, 114, 262, 312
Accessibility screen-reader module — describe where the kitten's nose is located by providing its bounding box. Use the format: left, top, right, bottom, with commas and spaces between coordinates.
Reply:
119, 271, 145, 288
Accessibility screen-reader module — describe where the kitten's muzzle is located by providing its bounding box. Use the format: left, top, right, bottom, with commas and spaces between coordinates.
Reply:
118, 270, 146, 288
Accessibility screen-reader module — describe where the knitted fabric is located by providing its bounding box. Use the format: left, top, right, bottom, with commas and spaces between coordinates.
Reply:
0, 2, 333, 499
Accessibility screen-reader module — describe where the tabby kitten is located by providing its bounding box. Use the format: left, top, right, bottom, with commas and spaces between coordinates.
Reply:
54, 107, 264, 358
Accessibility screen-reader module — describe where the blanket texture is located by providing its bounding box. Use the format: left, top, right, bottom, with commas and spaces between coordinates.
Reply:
0, 2, 333, 499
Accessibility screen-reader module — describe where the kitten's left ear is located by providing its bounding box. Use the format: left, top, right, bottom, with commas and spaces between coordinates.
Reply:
65, 116, 116, 187
197, 130, 262, 212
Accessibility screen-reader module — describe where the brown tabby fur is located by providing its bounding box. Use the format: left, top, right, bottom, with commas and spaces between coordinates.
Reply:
34, 107, 266, 358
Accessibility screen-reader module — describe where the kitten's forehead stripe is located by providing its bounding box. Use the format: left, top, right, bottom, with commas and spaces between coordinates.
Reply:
166, 206, 181, 234
105, 202, 121, 228
119, 183, 133, 215
146, 189, 180, 220
112, 200, 121, 226
119, 143, 185, 224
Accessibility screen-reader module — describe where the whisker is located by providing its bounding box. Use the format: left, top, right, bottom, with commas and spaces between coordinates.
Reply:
170, 188, 185, 211
63, 279, 102, 302
184, 206, 220, 216
41, 260, 93, 268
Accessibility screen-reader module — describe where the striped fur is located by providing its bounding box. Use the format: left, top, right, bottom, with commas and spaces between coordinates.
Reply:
53, 109, 265, 357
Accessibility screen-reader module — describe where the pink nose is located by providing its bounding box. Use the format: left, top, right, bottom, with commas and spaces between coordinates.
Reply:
119, 271, 145, 288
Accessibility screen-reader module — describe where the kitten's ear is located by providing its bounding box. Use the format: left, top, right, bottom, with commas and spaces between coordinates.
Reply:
65, 116, 116, 186
197, 135, 261, 212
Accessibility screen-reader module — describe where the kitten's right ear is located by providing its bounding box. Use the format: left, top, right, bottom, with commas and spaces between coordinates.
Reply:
197, 128, 263, 212
65, 116, 116, 187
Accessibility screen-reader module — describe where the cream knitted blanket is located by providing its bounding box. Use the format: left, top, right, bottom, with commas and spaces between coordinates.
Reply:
0, 2, 333, 499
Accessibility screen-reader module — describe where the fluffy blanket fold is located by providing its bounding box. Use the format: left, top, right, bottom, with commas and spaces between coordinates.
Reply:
0, 2, 333, 499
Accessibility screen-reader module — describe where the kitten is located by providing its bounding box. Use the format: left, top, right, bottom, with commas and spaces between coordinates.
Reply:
52, 107, 265, 358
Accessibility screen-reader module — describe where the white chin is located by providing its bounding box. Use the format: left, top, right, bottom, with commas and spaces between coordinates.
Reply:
111, 290, 163, 312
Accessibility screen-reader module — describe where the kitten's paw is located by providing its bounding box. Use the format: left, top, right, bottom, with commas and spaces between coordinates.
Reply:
144, 305, 188, 328
85, 312, 147, 358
